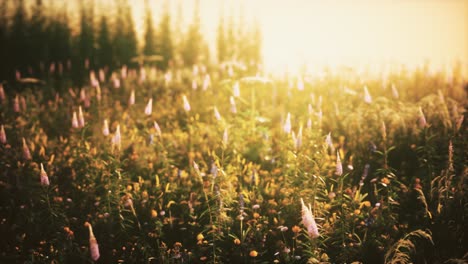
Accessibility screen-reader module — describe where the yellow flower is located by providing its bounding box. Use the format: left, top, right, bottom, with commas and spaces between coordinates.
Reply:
249, 250, 258, 257
197, 233, 204, 241
292, 225, 301, 233
234, 238, 241, 245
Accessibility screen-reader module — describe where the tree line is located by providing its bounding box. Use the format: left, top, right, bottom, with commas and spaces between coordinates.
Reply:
0, 0, 262, 84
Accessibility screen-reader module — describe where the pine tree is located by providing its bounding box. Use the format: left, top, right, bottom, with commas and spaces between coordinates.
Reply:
182, 0, 202, 66
78, 0, 96, 69
143, 0, 156, 57
114, 0, 137, 66
97, 15, 113, 69
159, 2, 173, 70
226, 13, 236, 60
0, 0, 10, 79
216, 9, 227, 63
10, 0, 29, 74
29, 0, 47, 74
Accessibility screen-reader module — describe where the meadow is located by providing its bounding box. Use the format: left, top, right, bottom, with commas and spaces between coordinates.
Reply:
0, 64, 466, 263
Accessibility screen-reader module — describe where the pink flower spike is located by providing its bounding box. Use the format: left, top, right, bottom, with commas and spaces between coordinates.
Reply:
0, 125, 6, 144
40, 163, 50, 186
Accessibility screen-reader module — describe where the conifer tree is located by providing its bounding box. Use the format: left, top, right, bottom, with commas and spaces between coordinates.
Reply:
143, 0, 156, 57
10, 0, 29, 74
216, 10, 227, 63
78, 0, 96, 69
182, 0, 202, 66
97, 15, 113, 69
158, 1, 173, 70
114, 0, 137, 66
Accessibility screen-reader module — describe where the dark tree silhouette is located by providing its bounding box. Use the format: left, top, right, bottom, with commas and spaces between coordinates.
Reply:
158, 2, 174, 70
143, 0, 157, 57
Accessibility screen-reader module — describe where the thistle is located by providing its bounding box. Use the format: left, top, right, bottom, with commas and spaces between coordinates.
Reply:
72, 111, 79, 128
78, 106, 85, 128
283, 112, 291, 134
364, 85, 372, 104
129, 90, 135, 106
182, 95, 191, 112
300, 198, 319, 238
84, 222, 100, 261
40, 163, 50, 186
22, 138, 32, 160
0, 125, 6, 144
145, 98, 153, 116
102, 119, 109, 136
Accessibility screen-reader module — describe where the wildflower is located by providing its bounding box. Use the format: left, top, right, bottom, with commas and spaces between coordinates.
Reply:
335, 152, 343, 176
223, 128, 228, 145
151, 209, 158, 218
292, 225, 301, 234
182, 95, 191, 112
252, 204, 260, 210
78, 106, 85, 128
84, 222, 100, 261
112, 125, 121, 150
0, 125, 6, 144
214, 106, 222, 121
95, 85, 101, 102
233, 81, 240, 97
203, 74, 211, 90
249, 250, 258, 257
414, 178, 422, 189
20, 96, 26, 112
72, 111, 79, 128
448, 140, 454, 171
113, 76, 120, 89
129, 90, 135, 106
234, 238, 241, 245
40, 163, 50, 186
325, 132, 334, 152
456, 115, 463, 132
0, 83, 5, 102
229, 96, 237, 113
297, 77, 304, 90
22, 138, 32, 160
211, 162, 218, 178
192, 79, 198, 90
154, 121, 162, 137
381, 121, 387, 141
13, 95, 20, 112
418, 107, 427, 128
283, 113, 291, 134
307, 117, 312, 130
300, 198, 319, 238
363, 85, 372, 104
391, 83, 399, 99
102, 119, 109, 136
197, 233, 204, 241
145, 98, 152, 116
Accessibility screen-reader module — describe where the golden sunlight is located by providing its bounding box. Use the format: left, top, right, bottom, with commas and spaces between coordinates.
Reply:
132, 0, 468, 73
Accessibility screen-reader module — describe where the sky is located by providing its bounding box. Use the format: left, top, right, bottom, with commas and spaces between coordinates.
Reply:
95, 0, 468, 73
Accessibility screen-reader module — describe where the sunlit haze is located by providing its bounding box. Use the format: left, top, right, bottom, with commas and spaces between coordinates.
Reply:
129, 0, 468, 73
